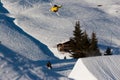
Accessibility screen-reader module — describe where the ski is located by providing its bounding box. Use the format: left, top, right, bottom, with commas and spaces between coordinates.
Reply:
50, 2, 53, 6
56, 12, 60, 16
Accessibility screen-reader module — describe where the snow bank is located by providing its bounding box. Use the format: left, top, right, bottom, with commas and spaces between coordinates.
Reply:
69, 55, 120, 80
69, 59, 97, 80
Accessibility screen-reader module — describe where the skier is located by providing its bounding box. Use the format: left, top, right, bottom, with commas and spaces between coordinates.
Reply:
105, 47, 112, 55
46, 61, 52, 69
50, 5, 62, 13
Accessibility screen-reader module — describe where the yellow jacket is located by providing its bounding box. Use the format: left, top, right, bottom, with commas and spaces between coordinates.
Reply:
50, 5, 62, 12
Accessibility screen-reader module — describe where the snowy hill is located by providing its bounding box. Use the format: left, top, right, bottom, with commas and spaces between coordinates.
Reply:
1, 0, 120, 57
0, 0, 120, 79
0, 1, 57, 61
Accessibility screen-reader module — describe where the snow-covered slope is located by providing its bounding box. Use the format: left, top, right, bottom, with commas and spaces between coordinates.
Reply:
1, 0, 120, 58
0, 1, 75, 79
0, 1, 57, 61
0, 0, 120, 79
69, 55, 120, 80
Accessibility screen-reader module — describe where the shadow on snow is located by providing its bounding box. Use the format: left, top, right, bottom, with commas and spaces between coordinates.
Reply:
0, 1, 57, 59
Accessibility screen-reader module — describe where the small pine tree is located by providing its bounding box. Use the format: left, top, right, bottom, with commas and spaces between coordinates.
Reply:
89, 32, 98, 50
70, 21, 86, 58
82, 31, 90, 51
89, 32, 100, 56
72, 21, 84, 51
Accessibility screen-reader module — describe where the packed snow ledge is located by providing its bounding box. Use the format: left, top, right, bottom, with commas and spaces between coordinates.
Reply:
69, 55, 120, 80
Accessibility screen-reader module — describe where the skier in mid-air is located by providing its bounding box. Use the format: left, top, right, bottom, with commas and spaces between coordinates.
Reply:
50, 4, 62, 16
50, 5, 62, 12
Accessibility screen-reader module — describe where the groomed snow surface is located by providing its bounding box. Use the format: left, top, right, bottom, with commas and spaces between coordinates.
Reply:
69, 59, 97, 80
0, 0, 120, 80
69, 55, 120, 80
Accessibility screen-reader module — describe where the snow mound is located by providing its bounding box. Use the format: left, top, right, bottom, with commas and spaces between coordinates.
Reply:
69, 55, 120, 80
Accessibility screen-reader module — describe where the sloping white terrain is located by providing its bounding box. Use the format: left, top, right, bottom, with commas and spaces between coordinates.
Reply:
2, 0, 120, 58
0, 0, 57, 61
69, 55, 120, 80
0, 0, 120, 79
69, 59, 97, 80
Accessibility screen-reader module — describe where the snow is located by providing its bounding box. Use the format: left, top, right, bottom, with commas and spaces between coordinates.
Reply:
0, 0, 120, 79
69, 59, 97, 80
69, 55, 120, 80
